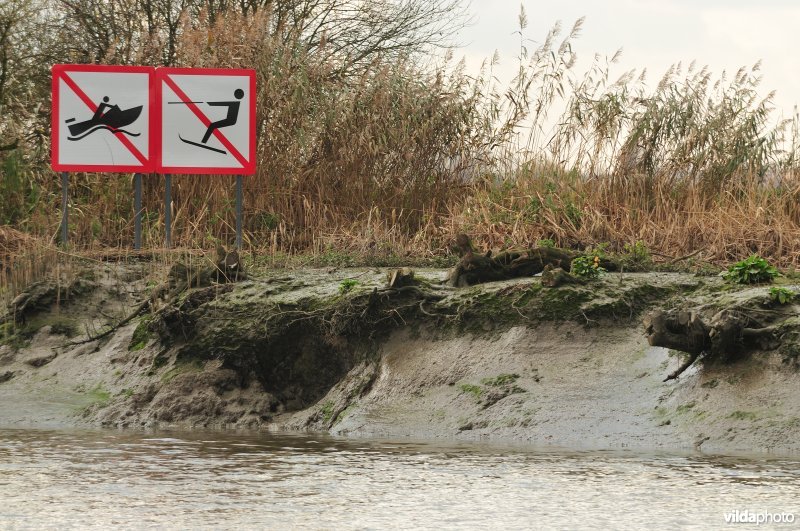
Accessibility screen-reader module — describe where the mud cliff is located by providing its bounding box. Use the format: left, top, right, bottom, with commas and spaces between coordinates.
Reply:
1, 260, 799, 454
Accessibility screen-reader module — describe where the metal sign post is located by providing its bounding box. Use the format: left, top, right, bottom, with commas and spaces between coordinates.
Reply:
134, 173, 142, 250
165, 174, 172, 248
236, 175, 243, 250
60, 172, 68, 248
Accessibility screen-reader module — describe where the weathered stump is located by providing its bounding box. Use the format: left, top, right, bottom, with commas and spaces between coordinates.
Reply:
541, 265, 584, 288
645, 308, 781, 380
214, 245, 245, 283
387, 267, 416, 288
644, 310, 710, 355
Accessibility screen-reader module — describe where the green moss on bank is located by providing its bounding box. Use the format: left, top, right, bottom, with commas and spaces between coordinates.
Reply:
128, 316, 152, 351
1, 315, 80, 351
161, 359, 204, 384
459, 383, 482, 398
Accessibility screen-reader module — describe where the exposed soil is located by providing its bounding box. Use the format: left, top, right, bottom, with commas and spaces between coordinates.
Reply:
287, 325, 800, 454
1, 260, 799, 454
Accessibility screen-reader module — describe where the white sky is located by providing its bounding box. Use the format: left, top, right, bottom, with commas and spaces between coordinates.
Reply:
457, 0, 799, 119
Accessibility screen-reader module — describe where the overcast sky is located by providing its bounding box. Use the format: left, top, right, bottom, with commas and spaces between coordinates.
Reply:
457, 0, 799, 118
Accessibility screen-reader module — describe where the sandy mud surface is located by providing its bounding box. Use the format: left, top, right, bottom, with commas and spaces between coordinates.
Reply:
1, 261, 799, 454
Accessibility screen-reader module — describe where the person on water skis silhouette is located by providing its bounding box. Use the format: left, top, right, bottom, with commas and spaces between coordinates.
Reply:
202, 88, 243, 142
179, 89, 244, 154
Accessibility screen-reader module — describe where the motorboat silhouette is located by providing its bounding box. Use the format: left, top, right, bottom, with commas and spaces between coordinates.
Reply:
66, 104, 142, 140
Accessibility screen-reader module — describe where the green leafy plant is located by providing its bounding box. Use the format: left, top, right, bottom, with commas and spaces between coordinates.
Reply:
721, 255, 778, 284
257, 212, 280, 231
571, 255, 605, 279
769, 286, 795, 304
622, 241, 651, 270
585, 242, 611, 259
536, 238, 555, 248
339, 278, 359, 294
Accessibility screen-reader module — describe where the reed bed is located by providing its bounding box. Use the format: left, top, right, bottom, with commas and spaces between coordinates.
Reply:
2, 3, 800, 301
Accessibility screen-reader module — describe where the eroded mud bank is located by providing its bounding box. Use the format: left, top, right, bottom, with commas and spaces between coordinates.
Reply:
1, 262, 799, 453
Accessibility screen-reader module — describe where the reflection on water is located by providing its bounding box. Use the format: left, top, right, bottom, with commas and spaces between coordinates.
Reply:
0, 429, 798, 529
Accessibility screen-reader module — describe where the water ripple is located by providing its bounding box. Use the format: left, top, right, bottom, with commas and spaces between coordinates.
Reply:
0, 428, 799, 529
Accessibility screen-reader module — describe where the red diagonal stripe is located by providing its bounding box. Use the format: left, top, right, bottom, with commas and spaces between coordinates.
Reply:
161, 75, 248, 169
59, 71, 148, 167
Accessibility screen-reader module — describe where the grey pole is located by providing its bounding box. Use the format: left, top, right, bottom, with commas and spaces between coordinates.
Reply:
134, 173, 142, 250
60, 172, 68, 248
236, 174, 243, 250
165, 174, 172, 249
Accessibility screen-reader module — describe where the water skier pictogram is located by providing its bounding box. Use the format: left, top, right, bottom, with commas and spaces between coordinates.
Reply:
171, 88, 244, 155
65, 96, 142, 140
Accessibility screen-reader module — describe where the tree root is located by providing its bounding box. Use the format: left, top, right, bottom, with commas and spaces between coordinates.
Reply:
66, 299, 151, 347
645, 306, 782, 380
64, 251, 247, 348
663, 351, 704, 382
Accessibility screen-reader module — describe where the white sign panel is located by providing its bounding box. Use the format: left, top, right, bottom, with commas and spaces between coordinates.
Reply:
157, 68, 256, 175
51, 64, 154, 172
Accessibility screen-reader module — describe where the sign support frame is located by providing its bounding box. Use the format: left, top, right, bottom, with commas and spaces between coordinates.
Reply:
60, 172, 68, 248
165, 174, 172, 249
51, 64, 257, 252
134, 173, 143, 250
236, 175, 243, 250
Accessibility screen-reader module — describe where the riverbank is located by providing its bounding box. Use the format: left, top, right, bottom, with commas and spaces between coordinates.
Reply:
1, 259, 799, 454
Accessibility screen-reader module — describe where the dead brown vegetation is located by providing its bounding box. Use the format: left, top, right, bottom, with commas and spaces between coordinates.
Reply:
1, 2, 800, 299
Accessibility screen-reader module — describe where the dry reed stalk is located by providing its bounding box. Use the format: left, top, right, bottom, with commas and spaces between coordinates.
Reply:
2, 8, 800, 279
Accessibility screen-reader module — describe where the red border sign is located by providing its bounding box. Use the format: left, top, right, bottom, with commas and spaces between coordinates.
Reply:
156, 68, 256, 175
51, 64, 155, 172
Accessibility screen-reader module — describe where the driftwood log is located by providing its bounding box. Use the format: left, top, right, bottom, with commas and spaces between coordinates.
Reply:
644, 308, 781, 381
447, 234, 618, 287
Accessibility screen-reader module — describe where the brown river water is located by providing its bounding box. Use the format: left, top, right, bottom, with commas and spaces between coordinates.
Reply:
1, 428, 798, 529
